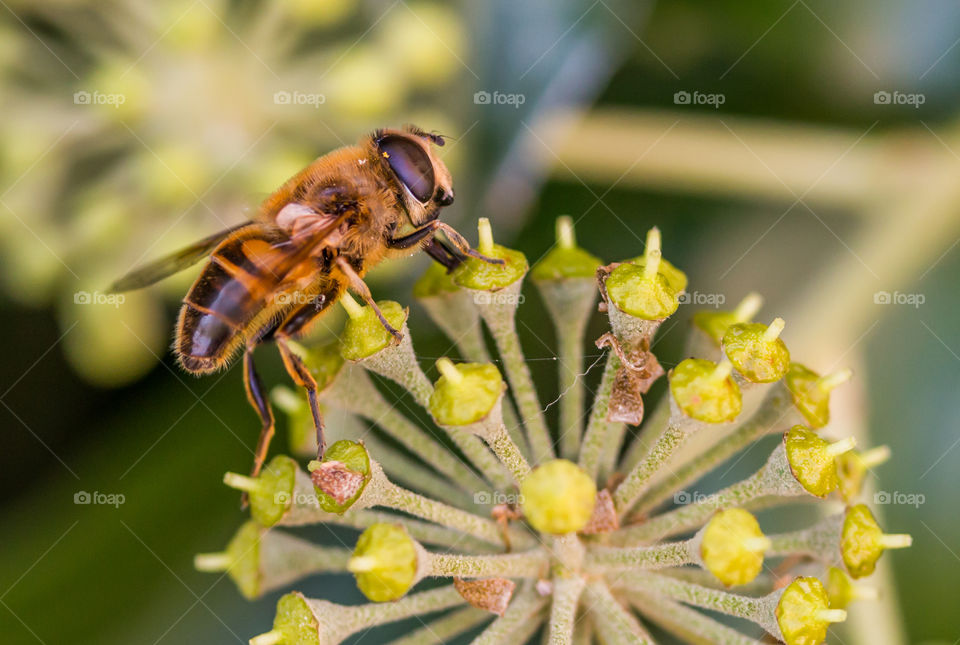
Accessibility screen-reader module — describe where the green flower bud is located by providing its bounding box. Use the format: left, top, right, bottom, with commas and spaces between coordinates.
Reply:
260, 592, 322, 645
428, 358, 503, 426
604, 228, 685, 321
308, 440, 371, 514
530, 216, 602, 281
303, 340, 346, 391
623, 227, 687, 295
348, 523, 419, 602
699, 509, 770, 587
669, 358, 742, 423
783, 426, 856, 497
520, 459, 597, 534
194, 521, 263, 600
784, 363, 851, 429
222, 456, 297, 527
452, 218, 528, 291
722, 318, 790, 383
692, 293, 763, 346
339, 296, 408, 361
841, 504, 912, 579
776, 576, 846, 645
835, 445, 891, 502
825, 566, 877, 609
412, 261, 459, 298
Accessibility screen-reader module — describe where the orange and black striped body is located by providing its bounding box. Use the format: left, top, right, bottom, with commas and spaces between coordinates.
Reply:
176, 143, 403, 374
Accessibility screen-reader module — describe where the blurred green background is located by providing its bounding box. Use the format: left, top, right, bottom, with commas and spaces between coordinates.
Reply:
1, 1, 958, 643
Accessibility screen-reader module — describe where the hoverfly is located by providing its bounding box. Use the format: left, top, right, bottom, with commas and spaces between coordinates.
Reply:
111, 125, 498, 480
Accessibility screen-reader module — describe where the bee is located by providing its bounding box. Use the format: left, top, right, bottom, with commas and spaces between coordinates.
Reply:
111, 125, 498, 479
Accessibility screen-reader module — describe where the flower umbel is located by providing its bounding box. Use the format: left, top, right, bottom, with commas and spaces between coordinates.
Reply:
196, 219, 909, 645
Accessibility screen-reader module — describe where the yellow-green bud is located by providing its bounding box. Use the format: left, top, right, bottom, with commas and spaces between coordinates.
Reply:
412, 261, 460, 299
349, 524, 419, 602
722, 319, 790, 383
776, 576, 846, 645
604, 227, 684, 321
520, 459, 597, 534
303, 340, 346, 391
825, 566, 877, 609
785, 364, 851, 429
692, 293, 763, 346
265, 592, 322, 645
428, 359, 503, 426
308, 440, 371, 514
452, 219, 528, 291
783, 426, 856, 498
530, 216, 602, 281
835, 446, 891, 502
193, 521, 263, 600
841, 504, 912, 579
699, 509, 770, 587
222, 456, 297, 527
669, 358, 742, 423
339, 297, 408, 361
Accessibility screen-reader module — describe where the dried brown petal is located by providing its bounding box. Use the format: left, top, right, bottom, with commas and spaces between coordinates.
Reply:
581, 489, 620, 535
454, 577, 516, 616
310, 460, 365, 505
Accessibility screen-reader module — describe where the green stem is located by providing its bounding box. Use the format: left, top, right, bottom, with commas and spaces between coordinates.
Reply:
618, 397, 670, 474
472, 587, 549, 645
628, 591, 761, 645
586, 540, 693, 572
363, 433, 475, 509
326, 367, 488, 495
578, 351, 621, 479
629, 382, 794, 516
486, 424, 532, 482
611, 468, 766, 544
478, 286, 555, 463
388, 606, 491, 645
614, 573, 778, 638
428, 549, 549, 579
336, 585, 466, 635
613, 422, 689, 515
374, 477, 535, 550
584, 581, 653, 644
547, 575, 586, 645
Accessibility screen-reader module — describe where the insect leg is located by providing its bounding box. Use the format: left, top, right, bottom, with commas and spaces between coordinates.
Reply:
243, 346, 275, 481
334, 256, 403, 341
423, 237, 464, 271
386, 224, 437, 250
430, 221, 505, 265
274, 336, 327, 459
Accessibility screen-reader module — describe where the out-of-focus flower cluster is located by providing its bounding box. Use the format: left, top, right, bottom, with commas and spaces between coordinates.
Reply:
0, 0, 466, 385
194, 217, 910, 645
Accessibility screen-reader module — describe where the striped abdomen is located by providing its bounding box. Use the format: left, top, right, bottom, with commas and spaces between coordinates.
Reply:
176, 227, 320, 373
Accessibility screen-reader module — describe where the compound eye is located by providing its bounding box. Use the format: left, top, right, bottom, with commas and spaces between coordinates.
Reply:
379, 135, 435, 202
